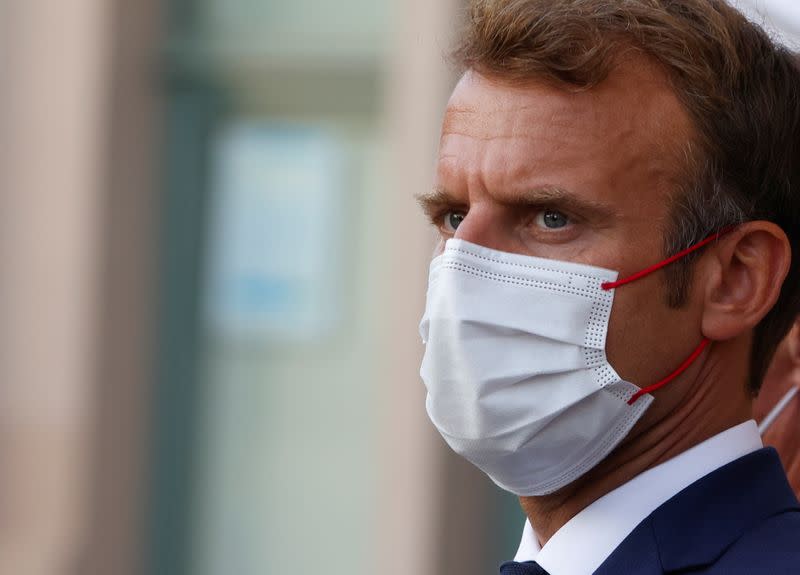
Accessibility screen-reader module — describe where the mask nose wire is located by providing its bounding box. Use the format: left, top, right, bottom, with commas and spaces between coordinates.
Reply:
600, 226, 737, 404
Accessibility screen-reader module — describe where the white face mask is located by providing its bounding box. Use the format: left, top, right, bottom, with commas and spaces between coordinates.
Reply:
419, 236, 718, 496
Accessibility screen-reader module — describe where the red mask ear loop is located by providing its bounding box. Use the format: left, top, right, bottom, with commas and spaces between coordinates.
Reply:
626, 338, 711, 405
600, 226, 734, 404
601, 226, 736, 291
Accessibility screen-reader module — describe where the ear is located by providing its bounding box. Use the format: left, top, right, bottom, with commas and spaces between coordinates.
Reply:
700, 222, 791, 341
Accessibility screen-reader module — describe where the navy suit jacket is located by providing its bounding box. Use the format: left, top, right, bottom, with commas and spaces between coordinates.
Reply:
592, 447, 800, 574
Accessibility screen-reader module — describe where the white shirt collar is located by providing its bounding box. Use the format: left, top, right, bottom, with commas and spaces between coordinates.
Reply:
513, 420, 763, 575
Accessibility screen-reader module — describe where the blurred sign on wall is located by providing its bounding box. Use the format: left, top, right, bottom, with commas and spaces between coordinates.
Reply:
206, 121, 345, 341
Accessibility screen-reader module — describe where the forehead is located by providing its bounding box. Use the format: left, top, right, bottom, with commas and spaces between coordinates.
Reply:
439, 61, 694, 204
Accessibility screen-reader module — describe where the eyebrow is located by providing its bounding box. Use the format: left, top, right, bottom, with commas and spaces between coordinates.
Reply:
415, 185, 618, 222
415, 187, 466, 218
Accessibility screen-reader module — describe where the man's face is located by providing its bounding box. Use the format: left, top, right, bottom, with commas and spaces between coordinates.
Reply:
421, 59, 711, 424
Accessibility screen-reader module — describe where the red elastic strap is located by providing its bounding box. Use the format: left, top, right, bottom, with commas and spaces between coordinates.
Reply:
601, 226, 736, 291
628, 338, 711, 405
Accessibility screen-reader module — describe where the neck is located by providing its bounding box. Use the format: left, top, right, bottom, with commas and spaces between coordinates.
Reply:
519, 342, 753, 545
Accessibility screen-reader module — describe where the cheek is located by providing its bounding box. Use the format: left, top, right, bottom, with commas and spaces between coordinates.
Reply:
604, 275, 700, 386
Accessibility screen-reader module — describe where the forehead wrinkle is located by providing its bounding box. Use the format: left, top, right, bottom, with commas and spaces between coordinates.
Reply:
443, 102, 585, 144
442, 105, 480, 136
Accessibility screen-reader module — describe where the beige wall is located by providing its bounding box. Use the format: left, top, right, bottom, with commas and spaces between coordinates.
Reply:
0, 1, 108, 573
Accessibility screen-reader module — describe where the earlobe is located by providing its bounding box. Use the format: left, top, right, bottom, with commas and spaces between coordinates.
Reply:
701, 222, 791, 341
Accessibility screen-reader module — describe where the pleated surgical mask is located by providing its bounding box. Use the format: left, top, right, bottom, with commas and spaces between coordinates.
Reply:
419, 231, 727, 496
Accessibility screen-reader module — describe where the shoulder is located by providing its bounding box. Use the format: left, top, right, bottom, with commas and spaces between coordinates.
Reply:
709, 509, 800, 573
644, 448, 800, 574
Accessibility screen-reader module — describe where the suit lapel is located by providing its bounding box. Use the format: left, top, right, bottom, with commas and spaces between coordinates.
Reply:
592, 517, 663, 575
594, 448, 799, 574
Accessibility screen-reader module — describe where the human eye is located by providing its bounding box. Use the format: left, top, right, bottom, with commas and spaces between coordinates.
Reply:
533, 209, 571, 230
441, 211, 467, 233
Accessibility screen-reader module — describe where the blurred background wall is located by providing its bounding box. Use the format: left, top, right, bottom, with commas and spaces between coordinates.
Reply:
0, 1, 108, 573
0, 1, 797, 575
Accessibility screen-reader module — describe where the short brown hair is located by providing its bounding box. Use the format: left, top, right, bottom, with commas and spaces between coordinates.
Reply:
454, 0, 800, 392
